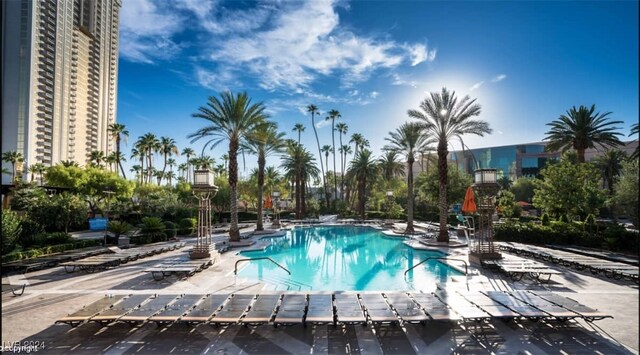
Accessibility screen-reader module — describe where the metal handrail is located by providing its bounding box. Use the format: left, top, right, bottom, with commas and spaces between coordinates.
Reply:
404, 257, 468, 277
234, 257, 291, 275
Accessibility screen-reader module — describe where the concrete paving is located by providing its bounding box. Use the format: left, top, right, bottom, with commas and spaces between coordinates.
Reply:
2, 227, 638, 354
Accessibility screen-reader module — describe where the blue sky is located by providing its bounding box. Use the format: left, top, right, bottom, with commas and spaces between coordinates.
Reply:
117, 0, 639, 177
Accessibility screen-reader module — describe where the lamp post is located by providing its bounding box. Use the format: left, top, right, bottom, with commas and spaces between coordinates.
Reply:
190, 169, 219, 259
469, 168, 502, 266
103, 189, 115, 246
385, 190, 394, 218
271, 190, 281, 228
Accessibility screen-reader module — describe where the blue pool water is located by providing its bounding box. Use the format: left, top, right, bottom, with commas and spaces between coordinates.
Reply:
237, 226, 463, 291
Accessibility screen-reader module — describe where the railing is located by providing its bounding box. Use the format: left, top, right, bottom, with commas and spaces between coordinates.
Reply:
404, 257, 468, 277
234, 257, 291, 275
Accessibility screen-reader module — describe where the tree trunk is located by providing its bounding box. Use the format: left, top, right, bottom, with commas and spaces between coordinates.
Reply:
437, 144, 449, 243
256, 152, 265, 231
311, 112, 329, 210
339, 135, 344, 201
295, 168, 301, 219
228, 140, 240, 242
577, 148, 586, 163
301, 173, 307, 217
358, 177, 366, 220
405, 158, 415, 234
332, 122, 337, 203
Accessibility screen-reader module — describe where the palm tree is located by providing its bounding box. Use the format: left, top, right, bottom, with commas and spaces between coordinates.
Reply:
292, 123, 306, 144
326, 109, 341, 201
131, 147, 145, 184
321, 144, 332, 192
307, 104, 329, 209
105, 152, 118, 172
136, 133, 159, 183
350, 133, 368, 157
188, 91, 268, 242
378, 151, 405, 181
131, 165, 142, 182
544, 105, 624, 163
497, 176, 512, 191
177, 163, 188, 180
159, 137, 178, 185
349, 149, 378, 220
281, 143, 319, 218
107, 123, 129, 178
28, 163, 47, 185
408, 87, 492, 242
384, 122, 432, 234
593, 149, 627, 195
335, 122, 348, 200
167, 158, 176, 175
88, 150, 106, 168
222, 153, 229, 170
60, 160, 79, 168
181, 147, 195, 183
165, 171, 176, 186
630, 123, 639, 160
245, 121, 286, 231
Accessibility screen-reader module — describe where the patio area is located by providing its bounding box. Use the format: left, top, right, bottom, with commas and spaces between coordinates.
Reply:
1, 225, 638, 354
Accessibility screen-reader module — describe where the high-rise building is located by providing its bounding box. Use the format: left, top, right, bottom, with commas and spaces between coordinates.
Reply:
2, 0, 121, 184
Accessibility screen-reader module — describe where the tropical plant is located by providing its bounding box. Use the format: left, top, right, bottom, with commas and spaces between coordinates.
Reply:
188, 91, 268, 242
181, 147, 195, 183
543, 104, 624, 163
497, 176, 512, 190
510, 177, 536, 202
384, 122, 432, 233
321, 144, 332, 188
292, 123, 305, 144
613, 159, 638, 228
88, 150, 106, 168
630, 123, 639, 160
281, 143, 319, 218
158, 137, 178, 185
2, 151, 24, 182
307, 104, 328, 209
336, 122, 348, 200
138, 217, 167, 243
349, 149, 378, 220
245, 121, 286, 231
497, 190, 520, 218
28, 163, 47, 185
592, 149, 627, 195
326, 109, 341, 201
107, 123, 129, 178
60, 160, 79, 167
107, 221, 134, 239
408, 87, 491, 242
2, 209, 22, 252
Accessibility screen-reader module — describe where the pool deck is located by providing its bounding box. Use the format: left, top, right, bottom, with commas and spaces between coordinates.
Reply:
2, 223, 638, 354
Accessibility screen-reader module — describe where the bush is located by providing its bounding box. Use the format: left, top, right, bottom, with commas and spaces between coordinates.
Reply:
164, 221, 177, 239
18, 219, 45, 249
136, 217, 167, 244
108, 221, 134, 238
1, 239, 102, 263
1, 210, 23, 253
541, 213, 550, 226
178, 218, 197, 236
44, 232, 72, 245
558, 214, 570, 223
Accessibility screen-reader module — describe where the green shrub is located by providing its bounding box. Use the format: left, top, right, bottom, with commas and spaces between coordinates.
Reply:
558, 214, 570, 223
136, 217, 167, 244
1, 210, 23, 253
178, 218, 197, 235
108, 221, 134, 240
541, 213, 550, 226
1, 239, 102, 263
164, 221, 177, 239
18, 219, 45, 249
45, 232, 72, 245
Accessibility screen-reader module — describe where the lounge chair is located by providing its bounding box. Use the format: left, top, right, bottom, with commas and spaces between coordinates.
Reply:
119, 294, 179, 324
180, 294, 230, 324
1, 283, 26, 296
89, 294, 153, 325
433, 290, 491, 322
209, 294, 255, 326
455, 292, 521, 319
273, 294, 307, 327
334, 293, 366, 325
359, 293, 398, 325
409, 292, 460, 321
482, 291, 554, 320
241, 294, 281, 325
305, 294, 334, 326
56, 295, 126, 327
528, 291, 612, 321
384, 292, 429, 324
148, 294, 206, 325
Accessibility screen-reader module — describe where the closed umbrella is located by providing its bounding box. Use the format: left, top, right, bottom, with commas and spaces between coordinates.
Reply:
264, 194, 272, 209
462, 186, 477, 214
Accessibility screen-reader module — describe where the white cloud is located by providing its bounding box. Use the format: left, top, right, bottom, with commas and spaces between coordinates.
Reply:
403, 43, 437, 66
370, 91, 379, 99
391, 73, 419, 88
469, 81, 484, 91
119, 0, 185, 63
491, 74, 507, 82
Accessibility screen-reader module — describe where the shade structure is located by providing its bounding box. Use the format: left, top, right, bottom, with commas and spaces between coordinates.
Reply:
264, 194, 272, 209
462, 186, 477, 214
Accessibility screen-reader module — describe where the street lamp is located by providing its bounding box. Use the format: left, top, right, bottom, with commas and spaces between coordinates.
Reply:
271, 190, 281, 228
469, 168, 502, 266
103, 189, 115, 246
191, 169, 219, 259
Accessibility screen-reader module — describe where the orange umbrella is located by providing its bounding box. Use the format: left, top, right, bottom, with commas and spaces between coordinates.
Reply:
264, 194, 272, 209
461, 186, 477, 214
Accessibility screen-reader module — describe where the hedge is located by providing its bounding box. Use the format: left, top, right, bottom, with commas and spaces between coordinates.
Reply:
1, 239, 102, 263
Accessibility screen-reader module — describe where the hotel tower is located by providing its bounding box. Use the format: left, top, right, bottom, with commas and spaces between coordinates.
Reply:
2, 0, 121, 183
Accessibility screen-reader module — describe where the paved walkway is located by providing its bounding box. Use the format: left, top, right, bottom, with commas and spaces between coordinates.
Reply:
2, 228, 638, 354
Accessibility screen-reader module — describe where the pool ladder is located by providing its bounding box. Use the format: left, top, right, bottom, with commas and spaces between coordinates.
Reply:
234, 257, 291, 275
404, 257, 469, 291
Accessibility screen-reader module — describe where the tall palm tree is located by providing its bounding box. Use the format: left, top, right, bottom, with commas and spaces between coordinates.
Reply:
630, 123, 639, 160
308, 104, 329, 209
159, 137, 178, 185
378, 151, 405, 181
105, 152, 118, 172
292, 123, 306, 144
167, 158, 176, 176
181, 147, 195, 183
321, 144, 332, 192
88, 150, 106, 168
131, 147, 145, 184
222, 153, 229, 170
188, 91, 268, 242
408, 87, 492, 242
165, 171, 176, 186
107, 123, 129, 178
281, 143, 319, 218
350, 133, 367, 157
60, 160, 79, 168
335, 122, 348, 200
326, 109, 341, 201
384, 122, 432, 234
544, 104, 624, 163
131, 165, 142, 182
349, 149, 378, 220
177, 163, 188, 180
593, 149, 627, 195
245, 121, 286, 231
137, 133, 159, 183
28, 163, 47, 185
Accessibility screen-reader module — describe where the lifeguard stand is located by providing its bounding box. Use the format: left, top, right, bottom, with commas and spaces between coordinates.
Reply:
468, 169, 502, 266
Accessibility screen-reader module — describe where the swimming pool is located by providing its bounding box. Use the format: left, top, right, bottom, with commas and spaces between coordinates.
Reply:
237, 226, 463, 291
